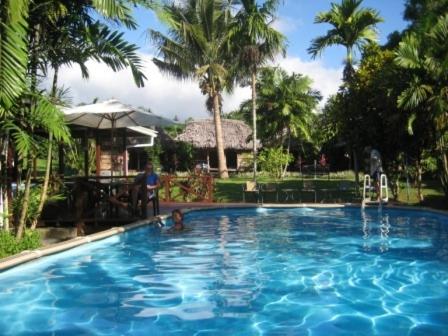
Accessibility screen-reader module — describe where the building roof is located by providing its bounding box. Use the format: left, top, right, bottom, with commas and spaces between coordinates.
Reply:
175, 119, 256, 150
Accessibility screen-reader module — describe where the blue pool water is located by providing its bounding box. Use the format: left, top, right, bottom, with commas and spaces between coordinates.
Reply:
0, 207, 448, 335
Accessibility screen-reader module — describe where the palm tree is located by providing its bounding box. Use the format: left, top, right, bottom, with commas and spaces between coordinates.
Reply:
308, 0, 382, 191
230, 0, 286, 180
240, 67, 321, 175
30, 0, 148, 227
150, 0, 232, 178
0, 0, 30, 231
395, 14, 448, 198
1, 0, 148, 236
308, 0, 382, 81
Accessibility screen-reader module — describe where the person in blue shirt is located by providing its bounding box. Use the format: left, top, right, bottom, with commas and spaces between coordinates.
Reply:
131, 162, 160, 216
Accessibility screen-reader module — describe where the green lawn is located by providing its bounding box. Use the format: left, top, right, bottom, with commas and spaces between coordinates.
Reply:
213, 175, 447, 210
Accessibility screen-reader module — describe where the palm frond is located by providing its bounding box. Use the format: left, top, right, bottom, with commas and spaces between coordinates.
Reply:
91, 0, 137, 29
0, 0, 29, 111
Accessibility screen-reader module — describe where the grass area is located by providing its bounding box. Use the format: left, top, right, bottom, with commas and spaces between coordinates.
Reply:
213, 174, 447, 210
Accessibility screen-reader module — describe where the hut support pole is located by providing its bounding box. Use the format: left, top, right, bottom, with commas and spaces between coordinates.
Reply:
95, 134, 101, 177
206, 150, 210, 173
83, 130, 89, 177
122, 130, 127, 176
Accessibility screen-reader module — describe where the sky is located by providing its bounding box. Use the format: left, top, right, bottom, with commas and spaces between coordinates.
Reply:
55, 0, 409, 121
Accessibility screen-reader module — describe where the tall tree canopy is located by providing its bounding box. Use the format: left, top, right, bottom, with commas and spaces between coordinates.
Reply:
150, 0, 235, 178
229, 0, 286, 179
308, 0, 383, 81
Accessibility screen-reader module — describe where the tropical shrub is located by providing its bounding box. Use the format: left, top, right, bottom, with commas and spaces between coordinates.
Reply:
258, 147, 293, 179
0, 230, 41, 259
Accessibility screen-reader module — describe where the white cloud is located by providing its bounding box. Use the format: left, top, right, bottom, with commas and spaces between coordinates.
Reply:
272, 16, 303, 34
52, 53, 340, 121
53, 54, 250, 122
276, 56, 343, 108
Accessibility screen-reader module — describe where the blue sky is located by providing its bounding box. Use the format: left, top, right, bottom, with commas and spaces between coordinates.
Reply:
124, 0, 408, 68
58, 0, 409, 120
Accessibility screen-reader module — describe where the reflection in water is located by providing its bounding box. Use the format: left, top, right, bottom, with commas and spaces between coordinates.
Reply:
361, 209, 371, 251
361, 209, 391, 253
0, 208, 447, 335
379, 213, 390, 252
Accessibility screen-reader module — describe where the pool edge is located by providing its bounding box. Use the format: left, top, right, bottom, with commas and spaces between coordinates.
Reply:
1, 202, 446, 271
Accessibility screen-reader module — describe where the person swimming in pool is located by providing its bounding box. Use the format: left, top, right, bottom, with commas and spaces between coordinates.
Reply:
166, 209, 186, 233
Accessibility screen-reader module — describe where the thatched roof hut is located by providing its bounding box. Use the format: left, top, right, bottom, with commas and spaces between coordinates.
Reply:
175, 119, 255, 150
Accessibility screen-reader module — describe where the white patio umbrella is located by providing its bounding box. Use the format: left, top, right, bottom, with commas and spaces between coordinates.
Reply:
63, 99, 174, 176
63, 99, 174, 129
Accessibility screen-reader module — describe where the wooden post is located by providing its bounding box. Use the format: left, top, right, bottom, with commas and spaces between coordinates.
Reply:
140, 173, 148, 219
95, 134, 101, 177
206, 175, 213, 202
163, 175, 171, 202
83, 130, 88, 177
206, 150, 210, 173
122, 129, 128, 176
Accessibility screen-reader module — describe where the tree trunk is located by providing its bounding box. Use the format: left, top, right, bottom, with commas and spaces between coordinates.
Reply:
251, 71, 257, 181
282, 129, 291, 178
16, 158, 33, 239
415, 156, 424, 203
32, 66, 59, 229
353, 149, 360, 195
212, 93, 228, 179
0, 136, 8, 231
439, 137, 448, 199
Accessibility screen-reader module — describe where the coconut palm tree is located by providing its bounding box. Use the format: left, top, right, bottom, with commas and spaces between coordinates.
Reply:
30, 1, 148, 227
308, 0, 382, 81
230, 0, 286, 180
395, 14, 448, 197
308, 0, 382, 191
240, 67, 321, 175
0, 0, 30, 231
150, 0, 233, 178
1, 0, 148, 236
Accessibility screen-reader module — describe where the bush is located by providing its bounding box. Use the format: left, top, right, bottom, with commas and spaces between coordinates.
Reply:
258, 147, 293, 179
0, 230, 41, 259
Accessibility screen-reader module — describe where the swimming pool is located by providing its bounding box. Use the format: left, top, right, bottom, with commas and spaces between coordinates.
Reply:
0, 207, 447, 335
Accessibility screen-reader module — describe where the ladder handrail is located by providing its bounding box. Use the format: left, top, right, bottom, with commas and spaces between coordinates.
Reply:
362, 173, 388, 206
380, 174, 388, 203
362, 174, 371, 202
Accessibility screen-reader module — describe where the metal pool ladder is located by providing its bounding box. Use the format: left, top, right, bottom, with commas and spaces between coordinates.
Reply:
362, 174, 389, 208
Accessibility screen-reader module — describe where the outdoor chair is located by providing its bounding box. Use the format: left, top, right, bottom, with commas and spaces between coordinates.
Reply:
242, 181, 260, 203
338, 181, 356, 203
280, 185, 298, 202
260, 183, 278, 203
301, 180, 317, 203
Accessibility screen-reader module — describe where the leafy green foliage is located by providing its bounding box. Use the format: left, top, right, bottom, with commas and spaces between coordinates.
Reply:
308, 0, 383, 80
0, 230, 41, 259
12, 186, 43, 227
0, 0, 29, 113
395, 13, 448, 197
150, 0, 234, 177
258, 147, 293, 179
240, 67, 320, 148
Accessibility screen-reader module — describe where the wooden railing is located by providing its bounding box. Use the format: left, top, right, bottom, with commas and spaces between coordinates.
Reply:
160, 174, 214, 203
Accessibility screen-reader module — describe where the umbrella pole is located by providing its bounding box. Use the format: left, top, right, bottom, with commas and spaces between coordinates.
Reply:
111, 120, 115, 178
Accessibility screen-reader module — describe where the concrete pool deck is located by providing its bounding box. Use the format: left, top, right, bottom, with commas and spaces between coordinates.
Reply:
1, 202, 447, 272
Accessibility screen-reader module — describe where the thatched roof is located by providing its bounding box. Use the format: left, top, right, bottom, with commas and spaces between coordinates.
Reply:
175, 119, 256, 150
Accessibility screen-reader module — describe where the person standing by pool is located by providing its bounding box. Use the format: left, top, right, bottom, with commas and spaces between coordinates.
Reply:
370, 148, 383, 197
131, 162, 160, 216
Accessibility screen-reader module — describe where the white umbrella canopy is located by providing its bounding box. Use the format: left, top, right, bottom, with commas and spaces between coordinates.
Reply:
63, 99, 173, 176
63, 99, 174, 128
